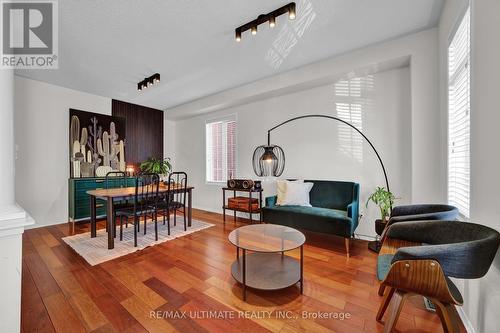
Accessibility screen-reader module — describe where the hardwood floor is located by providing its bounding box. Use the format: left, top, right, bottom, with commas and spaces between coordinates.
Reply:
21, 209, 465, 333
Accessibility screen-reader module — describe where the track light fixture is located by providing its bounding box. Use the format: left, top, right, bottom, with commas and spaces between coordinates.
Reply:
137, 73, 160, 91
235, 2, 296, 42
269, 15, 276, 28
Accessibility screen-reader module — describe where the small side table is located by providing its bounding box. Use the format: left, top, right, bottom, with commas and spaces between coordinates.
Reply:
222, 187, 263, 223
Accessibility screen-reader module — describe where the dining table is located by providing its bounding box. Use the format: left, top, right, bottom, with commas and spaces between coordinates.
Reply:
87, 184, 194, 249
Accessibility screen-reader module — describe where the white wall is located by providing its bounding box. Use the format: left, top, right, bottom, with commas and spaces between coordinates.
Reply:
164, 117, 177, 169
440, 0, 500, 332
168, 28, 444, 205
169, 68, 411, 238
14, 77, 111, 228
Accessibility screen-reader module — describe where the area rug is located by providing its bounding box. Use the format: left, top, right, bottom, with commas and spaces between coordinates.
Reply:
62, 218, 214, 266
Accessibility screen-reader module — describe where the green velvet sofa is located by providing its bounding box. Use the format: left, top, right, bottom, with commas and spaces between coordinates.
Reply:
262, 180, 360, 257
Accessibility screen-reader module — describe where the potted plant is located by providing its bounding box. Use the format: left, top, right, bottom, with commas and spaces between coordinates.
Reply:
366, 187, 396, 222
140, 157, 172, 180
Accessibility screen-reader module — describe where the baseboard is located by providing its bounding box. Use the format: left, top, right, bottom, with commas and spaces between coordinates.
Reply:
354, 233, 376, 241
456, 306, 476, 333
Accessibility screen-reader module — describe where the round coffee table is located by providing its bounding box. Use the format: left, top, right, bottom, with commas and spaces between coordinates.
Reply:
228, 224, 305, 301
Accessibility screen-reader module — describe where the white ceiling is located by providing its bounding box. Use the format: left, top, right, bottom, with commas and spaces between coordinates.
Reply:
16, 0, 444, 110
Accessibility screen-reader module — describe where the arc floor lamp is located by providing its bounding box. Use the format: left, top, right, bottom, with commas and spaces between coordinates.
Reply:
252, 114, 390, 192
252, 114, 391, 252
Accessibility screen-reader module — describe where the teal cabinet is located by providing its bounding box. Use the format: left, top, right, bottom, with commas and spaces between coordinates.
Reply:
68, 177, 135, 222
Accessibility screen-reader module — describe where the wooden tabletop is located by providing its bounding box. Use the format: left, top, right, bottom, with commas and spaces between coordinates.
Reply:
87, 184, 194, 198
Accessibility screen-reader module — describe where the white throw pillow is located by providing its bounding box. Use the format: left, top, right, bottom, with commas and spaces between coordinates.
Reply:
281, 182, 314, 206
276, 179, 303, 205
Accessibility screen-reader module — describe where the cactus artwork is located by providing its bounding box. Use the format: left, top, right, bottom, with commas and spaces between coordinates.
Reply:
70, 116, 91, 178
87, 116, 103, 169
70, 111, 127, 177
118, 140, 125, 172
72, 140, 81, 178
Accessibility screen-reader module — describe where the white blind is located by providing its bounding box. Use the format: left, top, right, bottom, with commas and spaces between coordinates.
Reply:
206, 118, 236, 182
448, 7, 470, 217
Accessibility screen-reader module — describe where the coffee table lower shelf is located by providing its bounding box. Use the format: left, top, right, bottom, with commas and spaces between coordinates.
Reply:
231, 252, 301, 293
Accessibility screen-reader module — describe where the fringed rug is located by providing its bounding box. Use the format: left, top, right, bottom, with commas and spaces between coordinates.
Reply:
62, 218, 214, 266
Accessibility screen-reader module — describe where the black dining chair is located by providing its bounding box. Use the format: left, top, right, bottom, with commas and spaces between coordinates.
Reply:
156, 172, 188, 234
105, 171, 133, 237
115, 173, 160, 246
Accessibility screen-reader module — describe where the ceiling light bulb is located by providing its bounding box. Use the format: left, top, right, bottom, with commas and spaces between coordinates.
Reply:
153, 73, 160, 84
235, 29, 242, 42
269, 16, 276, 28
288, 3, 296, 20
251, 26, 257, 35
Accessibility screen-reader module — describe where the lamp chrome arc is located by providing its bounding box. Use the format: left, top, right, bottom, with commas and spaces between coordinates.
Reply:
252, 114, 390, 192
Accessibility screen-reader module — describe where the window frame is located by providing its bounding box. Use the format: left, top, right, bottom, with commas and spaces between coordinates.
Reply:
204, 114, 238, 185
446, 4, 471, 219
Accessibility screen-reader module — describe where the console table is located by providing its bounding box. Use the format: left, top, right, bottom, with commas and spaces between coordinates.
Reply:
222, 187, 263, 223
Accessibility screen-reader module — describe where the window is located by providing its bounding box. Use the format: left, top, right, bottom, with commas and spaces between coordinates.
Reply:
334, 75, 374, 163
206, 117, 237, 182
448, 7, 470, 217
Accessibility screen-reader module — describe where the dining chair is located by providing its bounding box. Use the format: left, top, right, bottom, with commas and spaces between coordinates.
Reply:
376, 220, 500, 333
105, 171, 133, 237
115, 173, 160, 246
156, 172, 188, 234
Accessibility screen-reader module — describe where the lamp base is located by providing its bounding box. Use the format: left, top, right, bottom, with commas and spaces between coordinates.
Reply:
368, 240, 382, 253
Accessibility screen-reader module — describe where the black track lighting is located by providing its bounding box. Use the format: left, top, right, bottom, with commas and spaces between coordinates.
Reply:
137, 73, 160, 92
235, 2, 296, 42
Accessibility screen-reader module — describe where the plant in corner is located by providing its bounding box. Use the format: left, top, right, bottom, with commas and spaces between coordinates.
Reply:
366, 187, 396, 221
139, 157, 172, 178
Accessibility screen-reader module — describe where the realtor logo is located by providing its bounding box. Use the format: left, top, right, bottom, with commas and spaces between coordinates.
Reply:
1, 0, 58, 68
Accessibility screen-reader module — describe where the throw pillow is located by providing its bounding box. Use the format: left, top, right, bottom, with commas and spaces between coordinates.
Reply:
276, 179, 303, 205
281, 182, 314, 206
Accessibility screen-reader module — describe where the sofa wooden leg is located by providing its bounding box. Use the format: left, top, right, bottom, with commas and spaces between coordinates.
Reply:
378, 284, 386, 296
383, 290, 408, 333
376, 287, 395, 321
345, 238, 350, 258
433, 299, 461, 333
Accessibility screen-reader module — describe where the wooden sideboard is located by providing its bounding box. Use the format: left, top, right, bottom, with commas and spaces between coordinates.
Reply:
68, 177, 135, 222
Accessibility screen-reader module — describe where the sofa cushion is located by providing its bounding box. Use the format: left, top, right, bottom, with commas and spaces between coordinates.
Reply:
277, 179, 303, 205
280, 182, 314, 206
306, 180, 356, 210
263, 205, 353, 237
377, 254, 394, 281
271, 205, 348, 219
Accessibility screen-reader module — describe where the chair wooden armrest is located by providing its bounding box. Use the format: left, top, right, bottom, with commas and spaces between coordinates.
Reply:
379, 237, 420, 255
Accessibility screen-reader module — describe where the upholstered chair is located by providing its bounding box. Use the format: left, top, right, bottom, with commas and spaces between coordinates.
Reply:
387, 204, 459, 227
376, 220, 500, 333
370, 204, 459, 253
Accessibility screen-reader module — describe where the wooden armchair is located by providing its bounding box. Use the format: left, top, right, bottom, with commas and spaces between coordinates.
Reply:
376, 220, 500, 333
